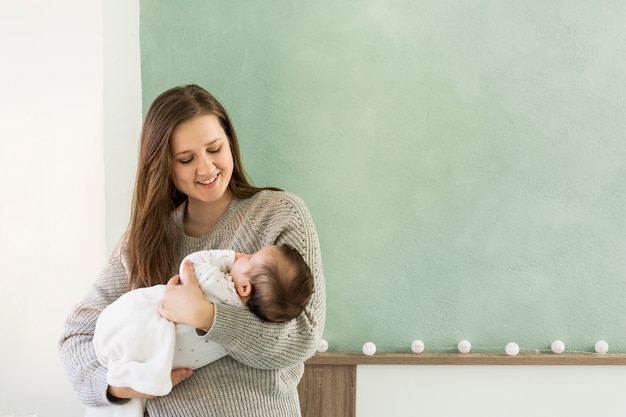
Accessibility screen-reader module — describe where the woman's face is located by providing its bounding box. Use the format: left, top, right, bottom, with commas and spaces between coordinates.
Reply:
170, 114, 234, 207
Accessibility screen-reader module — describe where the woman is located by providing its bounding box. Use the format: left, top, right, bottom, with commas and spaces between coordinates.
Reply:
59, 84, 326, 416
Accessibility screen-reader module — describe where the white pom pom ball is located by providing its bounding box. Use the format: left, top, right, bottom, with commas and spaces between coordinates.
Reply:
317, 339, 328, 353
595, 340, 609, 354
551, 340, 565, 354
505, 342, 520, 356
362, 342, 377, 356
457, 340, 471, 354
411, 340, 425, 354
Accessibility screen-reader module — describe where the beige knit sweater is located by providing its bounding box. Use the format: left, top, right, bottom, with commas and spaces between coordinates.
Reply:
59, 190, 326, 417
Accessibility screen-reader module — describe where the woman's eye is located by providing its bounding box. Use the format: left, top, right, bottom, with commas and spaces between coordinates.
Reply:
208, 146, 221, 154
179, 158, 193, 164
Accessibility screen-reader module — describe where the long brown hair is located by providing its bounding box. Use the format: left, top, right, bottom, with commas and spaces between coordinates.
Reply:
126, 85, 279, 290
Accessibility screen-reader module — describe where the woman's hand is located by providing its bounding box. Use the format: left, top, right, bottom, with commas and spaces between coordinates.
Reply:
159, 260, 215, 332
108, 369, 193, 399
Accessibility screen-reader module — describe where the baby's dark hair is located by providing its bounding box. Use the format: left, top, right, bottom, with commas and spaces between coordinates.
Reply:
246, 244, 314, 323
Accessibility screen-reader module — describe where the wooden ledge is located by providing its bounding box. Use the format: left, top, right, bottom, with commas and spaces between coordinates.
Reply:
305, 352, 626, 366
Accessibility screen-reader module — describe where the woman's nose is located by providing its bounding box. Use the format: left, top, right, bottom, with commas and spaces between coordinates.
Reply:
197, 154, 215, 173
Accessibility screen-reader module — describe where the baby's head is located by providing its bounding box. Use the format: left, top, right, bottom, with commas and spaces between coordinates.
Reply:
231, 245, 314, 323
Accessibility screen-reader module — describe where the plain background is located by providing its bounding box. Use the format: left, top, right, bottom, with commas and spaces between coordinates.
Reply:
139, 0, 626, 353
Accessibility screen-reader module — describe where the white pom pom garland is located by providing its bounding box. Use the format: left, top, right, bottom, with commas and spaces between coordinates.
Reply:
595, 340, 609, 354
411, 340, 425, 354
344, 339, 619, 355
457, 340, 472, 354
505, 342, 520, 356
551, 340, 565, 354
362, 342, 377, 356
317, 339, 329, 353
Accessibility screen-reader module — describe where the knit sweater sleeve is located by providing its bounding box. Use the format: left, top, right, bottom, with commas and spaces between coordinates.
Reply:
58, 248, 130, 407
207, 192, 326, 369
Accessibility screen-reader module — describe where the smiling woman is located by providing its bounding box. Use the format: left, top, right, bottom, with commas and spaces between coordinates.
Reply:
125, 85, 284, 291
58, 84, 326, 417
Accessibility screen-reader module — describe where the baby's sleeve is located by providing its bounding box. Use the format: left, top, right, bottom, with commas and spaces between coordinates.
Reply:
179, 250, 235, 284
205, 249, 235, 272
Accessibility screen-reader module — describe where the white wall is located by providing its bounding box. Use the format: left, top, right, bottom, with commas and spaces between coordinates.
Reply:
357, 365, 626, 417
103, 0, 141, 255
0, 0, 139, 415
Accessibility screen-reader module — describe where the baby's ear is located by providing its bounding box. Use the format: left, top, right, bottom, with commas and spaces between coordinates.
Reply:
237, 282, 252, 297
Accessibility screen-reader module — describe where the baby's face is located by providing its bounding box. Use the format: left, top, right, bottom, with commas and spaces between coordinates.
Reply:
230, 246, 280, 286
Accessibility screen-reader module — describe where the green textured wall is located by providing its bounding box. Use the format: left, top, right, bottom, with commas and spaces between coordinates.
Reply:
140, 1, 626, 353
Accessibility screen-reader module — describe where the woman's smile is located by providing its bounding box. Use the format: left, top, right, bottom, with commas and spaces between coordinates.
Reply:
170, 114, 234, 207
197, 174, 219, 187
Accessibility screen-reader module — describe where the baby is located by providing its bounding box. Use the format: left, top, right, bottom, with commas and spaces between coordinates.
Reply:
87, 244, 313, 417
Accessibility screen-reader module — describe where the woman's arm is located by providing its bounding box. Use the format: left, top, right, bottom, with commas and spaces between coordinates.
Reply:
159, 192, 326, 370
58, 249, 129, 406
207, 193, 326, 370
60, 248, 195, 405
107, 369, 192, 400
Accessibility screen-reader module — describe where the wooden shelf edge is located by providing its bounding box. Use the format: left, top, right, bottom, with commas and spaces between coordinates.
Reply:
305, 352, 626, 366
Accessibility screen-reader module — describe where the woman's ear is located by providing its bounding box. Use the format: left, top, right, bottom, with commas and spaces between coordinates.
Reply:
237, 282, 252, 297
